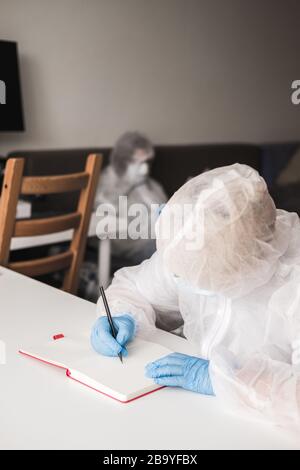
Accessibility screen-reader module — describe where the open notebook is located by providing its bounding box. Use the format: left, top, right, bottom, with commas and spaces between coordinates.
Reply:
19, 335, 172, 403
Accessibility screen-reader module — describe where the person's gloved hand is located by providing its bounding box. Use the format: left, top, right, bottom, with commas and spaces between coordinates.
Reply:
145, 352, 214, 396
91, 314, 136, 357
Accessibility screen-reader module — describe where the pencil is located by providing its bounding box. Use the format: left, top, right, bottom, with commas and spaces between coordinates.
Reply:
99, 286, 123, 364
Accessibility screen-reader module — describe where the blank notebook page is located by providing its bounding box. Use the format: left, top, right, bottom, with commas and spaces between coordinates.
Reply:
20, 336, 172, 402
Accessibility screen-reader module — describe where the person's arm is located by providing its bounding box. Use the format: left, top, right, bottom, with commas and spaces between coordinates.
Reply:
148, 178, 168, 204
96, 251, 180, 334
209, 271, 300, 430
209, 346, 300, 430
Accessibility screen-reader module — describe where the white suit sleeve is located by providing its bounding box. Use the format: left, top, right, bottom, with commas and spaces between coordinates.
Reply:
210, 347, 300, 430
97, 252, 180, 334
210, 280, 300, 431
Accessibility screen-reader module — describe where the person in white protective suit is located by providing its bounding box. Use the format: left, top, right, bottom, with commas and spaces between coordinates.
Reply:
91, 163, 300, 432
94, 132, 168, 265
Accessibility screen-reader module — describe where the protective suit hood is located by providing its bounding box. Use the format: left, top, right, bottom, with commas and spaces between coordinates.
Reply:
155, 164, 290, 298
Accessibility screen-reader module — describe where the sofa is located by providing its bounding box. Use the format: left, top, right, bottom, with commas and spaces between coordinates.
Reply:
3, 143, 262, 214
2, 141, 300, 215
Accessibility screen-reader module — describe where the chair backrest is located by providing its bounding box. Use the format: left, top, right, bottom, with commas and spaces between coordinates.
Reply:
0, 154, 102, 294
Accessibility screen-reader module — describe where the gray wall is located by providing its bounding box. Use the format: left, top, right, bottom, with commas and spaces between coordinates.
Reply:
1, 0, 299, 154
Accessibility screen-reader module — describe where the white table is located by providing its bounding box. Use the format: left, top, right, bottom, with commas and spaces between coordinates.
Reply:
0, 267, 298, 450
10, 213, 126, 289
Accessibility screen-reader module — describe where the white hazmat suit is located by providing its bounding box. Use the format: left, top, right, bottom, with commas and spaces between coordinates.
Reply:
97, 163, 300, 431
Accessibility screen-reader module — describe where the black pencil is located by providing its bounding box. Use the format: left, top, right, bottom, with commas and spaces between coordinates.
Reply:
99, 286, 123, 364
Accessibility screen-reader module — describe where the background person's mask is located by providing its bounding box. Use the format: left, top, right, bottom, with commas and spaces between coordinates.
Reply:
125, 161, 150, 186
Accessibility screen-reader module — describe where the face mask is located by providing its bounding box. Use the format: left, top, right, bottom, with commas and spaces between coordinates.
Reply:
125, 162, 149, 184
173, 275, 217, 297
138, 162, 149, 176
195, 288, 217, 297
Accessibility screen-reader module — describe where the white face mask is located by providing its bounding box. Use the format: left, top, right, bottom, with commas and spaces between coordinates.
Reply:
173, 275, 217, 297
138, 162, 149, 176
126, 162, 149, 184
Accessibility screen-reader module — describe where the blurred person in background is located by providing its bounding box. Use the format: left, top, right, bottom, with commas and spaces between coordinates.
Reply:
94, 131, 168, 266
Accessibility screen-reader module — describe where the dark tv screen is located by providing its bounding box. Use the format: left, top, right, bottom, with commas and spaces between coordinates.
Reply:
0, 40, 24, 131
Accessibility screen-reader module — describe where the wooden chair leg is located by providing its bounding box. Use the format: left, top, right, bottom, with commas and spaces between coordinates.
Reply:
0, 159, 24, 266
63, 154, 102, 294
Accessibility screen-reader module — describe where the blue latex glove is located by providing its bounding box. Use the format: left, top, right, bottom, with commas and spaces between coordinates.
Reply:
145, 352, 214, 396
156, 203, 166, 218
91, 314, 136, 357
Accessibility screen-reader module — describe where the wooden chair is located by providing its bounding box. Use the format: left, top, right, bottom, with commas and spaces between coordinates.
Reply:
0, 154, 102, 295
